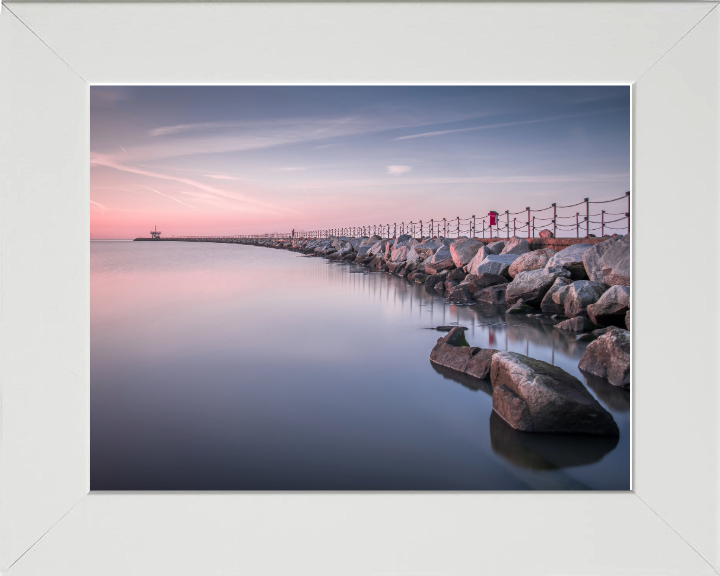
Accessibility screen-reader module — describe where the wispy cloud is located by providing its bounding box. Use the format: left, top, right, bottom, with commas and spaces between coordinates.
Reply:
90, 199, 107, 210
137, 185, 200, 210
314, 143, 344, 150
387, 165, 411, 176
394, 108, 626, 141
205, 174, 240, 180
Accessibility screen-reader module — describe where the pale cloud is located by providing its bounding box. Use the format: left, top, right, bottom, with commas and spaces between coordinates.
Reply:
137, 185, 200, 211
314, 143, 344, 150
205, 174, 240, 180
275, 167, 308, 172
90, 199, 107, 210
387, 165, 412, 176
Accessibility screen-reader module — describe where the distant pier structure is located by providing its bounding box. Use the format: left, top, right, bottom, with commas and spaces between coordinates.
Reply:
150, 226, 161, 240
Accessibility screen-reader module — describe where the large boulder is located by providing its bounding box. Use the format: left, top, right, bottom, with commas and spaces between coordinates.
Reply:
564, 281, 609, 318
446, 285, 473, 303
490, 352, 619, 435
467, 254, 519, 278
424, 270, 450, 290
546, 243, 594, 279
450, 238, 483, 269
367, 241, 385, 257
500, 236, 531, 256
464, 245, 494, 274
540, 277, 573, 315
473, 284, 508, 306
508, 248, 557, 278
578, 327, 630, 387
587, 285, 630, 326
582, 234, 630, 286
406, 247, 422, 264
505, 266, 572, 307
430, 327, 499, 380
349, 237, 365, 250
425, 244, 455, 274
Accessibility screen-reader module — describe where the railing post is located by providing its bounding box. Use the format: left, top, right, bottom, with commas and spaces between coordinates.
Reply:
457, 216, 460, 238
443, 218, 446, 238
585, 197, 590, 238
506, 211, 509, 239
430, 219, 433, 238
552, 203, 557, 238
601, 210, 605, 236
472, 215, 475, 239
626, 190, 631, 235
526, 207, 531, 239
482, 219, 485, 239
513, 218, 516, 236
420, 220, 423, 238
532, 216, 535, 238
576, 213, 579, 238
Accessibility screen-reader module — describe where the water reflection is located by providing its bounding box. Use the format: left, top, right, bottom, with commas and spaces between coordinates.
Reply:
489, 411, 620, 470
582, 371, 631, 412
91, 243, 629, 491
429, 361, 493, 395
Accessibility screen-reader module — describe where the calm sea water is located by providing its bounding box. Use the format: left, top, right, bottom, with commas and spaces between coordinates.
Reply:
91, 240, 630, 490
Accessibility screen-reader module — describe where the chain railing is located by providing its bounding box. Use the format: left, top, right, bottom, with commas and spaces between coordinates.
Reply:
157, 192, 630, 241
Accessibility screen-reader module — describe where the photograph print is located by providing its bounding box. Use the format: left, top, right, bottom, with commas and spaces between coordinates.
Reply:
91, 85, 631, 491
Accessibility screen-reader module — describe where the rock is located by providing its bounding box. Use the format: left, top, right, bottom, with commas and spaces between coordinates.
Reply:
539, 229, 554, 239
446, 285, 473, 303
450, 238, 483, 268
393, 234, 413, 249
444, 279, 459, 291
435, 326, 468, 332
577, 327, 614, 342
508, 248, 557, 278
461, 273, 508, 294
625, 310, 630, 331
428, 244, 452, 264
473, 284, 508, 306
564, 281, 609, 318
406, 247, 422, 264
546, 243, 594, 279
433, 282, 445, 292
413, 274, 429, 284
486, 241, 506, 254
465, 245, 494, 274
387, 261, 406, 273
500, 236, 531, 256
554, 317, 600, 332
390, 246, 409, 262
356, 245, 373, 257
361, 235, 382, 246
587, 285, 630, 326
367, 241, 386, 257
582, 234, 630, 287
505, 266, 572, 307
424, 270, 450, 289
540, 277, 573, 315
490, 352, 619, 435
506, 301, 537, 315
467, 254, 519, 278
430, 327, 499, 380
578, 327, 630, 387
349, 237, 364, 250
425, 259, 456, 275
447, 268, 467, 283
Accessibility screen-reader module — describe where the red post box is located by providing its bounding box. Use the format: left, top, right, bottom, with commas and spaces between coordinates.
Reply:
488, 211, 498, 226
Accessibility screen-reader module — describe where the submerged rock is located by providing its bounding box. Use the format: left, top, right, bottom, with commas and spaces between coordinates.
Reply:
429, 327, 499, 380
436, 326, 468, 332
490, 352, 619, 435
473, 284, 508, 306
554, 316, 600, 332
578, 327, 630, 387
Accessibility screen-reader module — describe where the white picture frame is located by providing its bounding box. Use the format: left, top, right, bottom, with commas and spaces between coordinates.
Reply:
1, 2, 718, 574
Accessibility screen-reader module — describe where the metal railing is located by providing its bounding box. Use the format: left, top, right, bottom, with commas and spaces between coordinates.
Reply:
159, 192, 630, 241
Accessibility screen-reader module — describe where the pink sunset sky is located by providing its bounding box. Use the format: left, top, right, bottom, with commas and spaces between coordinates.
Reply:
90, 86, 630, 239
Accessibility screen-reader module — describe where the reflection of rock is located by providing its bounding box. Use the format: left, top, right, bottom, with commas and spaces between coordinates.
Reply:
431, 361, 493, 394
582, 371, 631, 412
489, 411, 619, 470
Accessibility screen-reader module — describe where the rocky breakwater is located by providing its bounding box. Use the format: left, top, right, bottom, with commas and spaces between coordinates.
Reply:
430, 328, 619, 435
239, 232, 630, 389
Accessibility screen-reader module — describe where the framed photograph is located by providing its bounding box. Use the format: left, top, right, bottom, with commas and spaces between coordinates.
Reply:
1, 2, 718, 575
